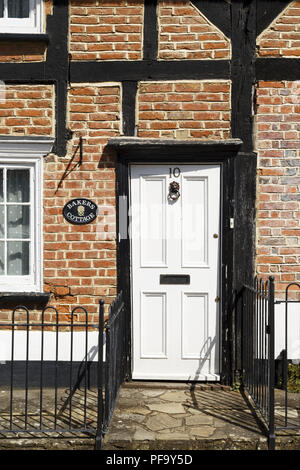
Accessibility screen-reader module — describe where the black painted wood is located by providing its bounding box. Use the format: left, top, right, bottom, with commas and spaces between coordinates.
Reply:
122, 82, 138, 136
0, 63, 46, 80
230, 1, 257, 382
0, 293, 50, 308
108, 137, 243, 157
192, 0, 231, 38
70, 60, 230, 82
0, 33, 49, 42
231, 0, 256, 153
116, 156, 131, 379
112, 139, 246, 384
46, 0, 69, 157
256, 0, 291, 37
256, 58, 300, 80
234, 152, 257, 373
143, 0, 158, 60
220, 155, 235, 385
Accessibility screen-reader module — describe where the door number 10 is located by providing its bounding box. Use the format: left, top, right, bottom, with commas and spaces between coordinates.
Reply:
169, 167, 181, 178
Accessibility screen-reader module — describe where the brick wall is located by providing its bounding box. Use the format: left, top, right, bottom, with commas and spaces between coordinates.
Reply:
257, 0, 300, 57
137, 80, 231, 139
0, 84, 54, 136
158, 0, 230, 60
256, 80, 300, 299
69, 0, 144, 61
42, 83, 121, 312
0, 42, 47, 63
0, 2, 234, 313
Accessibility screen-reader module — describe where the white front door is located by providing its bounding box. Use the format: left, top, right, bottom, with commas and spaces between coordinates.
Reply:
130, 164, 221, 381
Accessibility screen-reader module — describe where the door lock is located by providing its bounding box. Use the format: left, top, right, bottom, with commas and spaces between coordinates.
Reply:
213, 233, 219, 239
215, 296, 220, 303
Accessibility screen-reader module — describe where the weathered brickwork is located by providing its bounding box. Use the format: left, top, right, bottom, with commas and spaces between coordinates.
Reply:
257, 0, 300, 57
256, 80, 300, 298
0, 41, 47, 63
158, 0, 231, 60
1, 1, 299, 313
0, 84, 54, 136
137, 80, 231, 139
0, 0, 53, 63
69, 0, 144, 61
43, 83, 121, 312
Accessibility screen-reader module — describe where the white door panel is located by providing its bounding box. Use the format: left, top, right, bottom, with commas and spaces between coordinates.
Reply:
130, 164, 221, 381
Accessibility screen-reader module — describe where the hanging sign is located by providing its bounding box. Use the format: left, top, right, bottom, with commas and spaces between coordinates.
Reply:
63, 198, 98, 225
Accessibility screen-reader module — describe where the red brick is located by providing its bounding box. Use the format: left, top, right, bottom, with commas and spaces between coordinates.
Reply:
257, 4, 300, 58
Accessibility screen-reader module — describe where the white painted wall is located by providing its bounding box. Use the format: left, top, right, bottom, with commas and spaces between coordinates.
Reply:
275, 301, 300, 362
0, 304, 298, 364
0, 331, 105, 363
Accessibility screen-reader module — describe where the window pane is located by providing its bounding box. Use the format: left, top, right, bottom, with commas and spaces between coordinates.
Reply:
8, 0, 30, 18
7, 241, 29, 275
7, 169, 30, 203
0, 241, 4, 275
7, 205, 30, 239
0, 205, 4, 238
0, 1, 3, 18
0, 169, 3, 202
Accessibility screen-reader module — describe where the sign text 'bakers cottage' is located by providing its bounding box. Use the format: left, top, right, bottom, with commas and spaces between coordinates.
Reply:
63, 198, 98, 225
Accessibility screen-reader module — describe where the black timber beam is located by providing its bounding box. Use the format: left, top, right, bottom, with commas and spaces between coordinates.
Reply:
192, 0, 231, 38
122, 81, 138, 136
256, 58, 300, 80
45, 0, 69, 157
143, 0, 158, 60
256, 0, 291, 37
230, 0, 257, 383
0, 63, 46, 80
70, 60, 230, 82
231, 0, 256, 153
0, 33, 49, 42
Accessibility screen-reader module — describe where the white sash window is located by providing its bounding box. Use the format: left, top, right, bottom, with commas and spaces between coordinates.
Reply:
0, 0, 42, 34
0, 137, 54, 292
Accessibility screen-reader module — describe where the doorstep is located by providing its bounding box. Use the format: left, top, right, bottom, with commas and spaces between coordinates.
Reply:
102, 382, 300, 451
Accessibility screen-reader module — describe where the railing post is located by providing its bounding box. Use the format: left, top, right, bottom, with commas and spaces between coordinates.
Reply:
268, 276, 275, 450
95, 299, 104, 450
103, 311, 111, 433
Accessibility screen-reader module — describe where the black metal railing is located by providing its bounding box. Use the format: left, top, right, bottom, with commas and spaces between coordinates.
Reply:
103, 290, 127, 433
0, 301, 105, 449
242, 276, 275, 449
274, 283, 300, 435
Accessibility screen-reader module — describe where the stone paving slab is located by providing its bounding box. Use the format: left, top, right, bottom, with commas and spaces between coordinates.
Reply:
0, 383, 299, 450
102, 382, 300, 451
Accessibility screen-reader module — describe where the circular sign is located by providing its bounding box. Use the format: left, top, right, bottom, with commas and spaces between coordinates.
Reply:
63, 198, 98, 225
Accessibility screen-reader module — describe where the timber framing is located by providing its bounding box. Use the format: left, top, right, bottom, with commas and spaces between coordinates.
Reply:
0, 0, 298, 384
0, 1, 298, 155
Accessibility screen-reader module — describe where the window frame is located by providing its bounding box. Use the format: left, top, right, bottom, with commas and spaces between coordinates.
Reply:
0, 164, 35, 287
0, 137, 54, 293
0, 0, 43, 34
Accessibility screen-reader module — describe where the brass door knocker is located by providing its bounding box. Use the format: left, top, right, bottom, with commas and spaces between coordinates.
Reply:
168, 181, 180, 201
